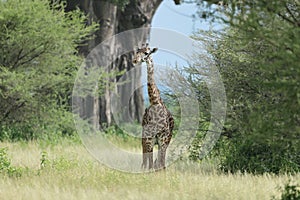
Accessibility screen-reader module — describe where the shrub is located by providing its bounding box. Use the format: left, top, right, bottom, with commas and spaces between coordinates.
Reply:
272, 180, 300, 200
219, 136, 300, 174
0, 147, 23, 177
0, 0, 97, 140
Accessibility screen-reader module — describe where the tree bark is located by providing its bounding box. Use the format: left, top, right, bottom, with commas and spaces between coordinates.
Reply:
68, 0, 163, 128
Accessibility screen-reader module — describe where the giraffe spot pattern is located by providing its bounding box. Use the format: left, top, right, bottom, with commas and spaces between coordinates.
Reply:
133, 45, 173, 170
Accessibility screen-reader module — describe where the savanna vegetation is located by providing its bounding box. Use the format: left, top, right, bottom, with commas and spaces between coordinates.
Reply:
0, 0, 98, 141
188, 0, 300, 175
0, 0, 299, 199
0, 139, 299, 200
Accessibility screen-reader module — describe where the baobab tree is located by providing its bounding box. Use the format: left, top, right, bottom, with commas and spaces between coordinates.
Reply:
68, 0, 217, 128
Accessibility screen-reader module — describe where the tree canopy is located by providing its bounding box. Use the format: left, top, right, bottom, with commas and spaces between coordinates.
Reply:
0, 0, 97, 140
187, 0, 300, 173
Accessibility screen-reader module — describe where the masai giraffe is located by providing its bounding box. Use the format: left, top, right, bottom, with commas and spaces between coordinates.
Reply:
132, 44, 174, 170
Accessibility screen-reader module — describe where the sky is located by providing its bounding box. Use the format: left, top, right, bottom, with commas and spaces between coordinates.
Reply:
139, 1, 211, 91
149, 1, 224, 65
150, 0, 205, 67
152, 0, 211, 35
148, 1, 223, 69
136, 1, 224, 103
139, 1, 208, 101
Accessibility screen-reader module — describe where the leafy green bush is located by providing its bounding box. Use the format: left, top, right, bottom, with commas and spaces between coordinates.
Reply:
0, 0, 97, 140
0, 124, 35, 141
0, 147, 22, 177
189, 0, 300, 174
272, 180, 300, 200
219, 136, 300, 174
39, 150, 80, 172
40, 151, 50, 169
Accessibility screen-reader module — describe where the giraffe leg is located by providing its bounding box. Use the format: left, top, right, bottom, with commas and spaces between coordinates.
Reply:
157, 131, 171, 170
142, 149, 154, 170
156, 148, 162, 170
157, 145, 167, 169
148, 148, 153, 170
142, 151, 148, 169
142, 138, 148, 169
142, 137, 154, 170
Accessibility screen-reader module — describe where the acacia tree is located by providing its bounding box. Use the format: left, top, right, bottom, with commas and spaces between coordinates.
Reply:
0, 0, 97, 140
161, 0, 299, 173
190, 0, 300, 173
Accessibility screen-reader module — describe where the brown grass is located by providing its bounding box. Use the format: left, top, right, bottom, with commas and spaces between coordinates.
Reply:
0, 139, 299, 200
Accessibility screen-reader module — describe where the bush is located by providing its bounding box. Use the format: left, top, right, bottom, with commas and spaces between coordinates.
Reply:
0, 0, 97, 140
272, 180, 300, 200
0, 147, 23, 177
219, 136, 300, 174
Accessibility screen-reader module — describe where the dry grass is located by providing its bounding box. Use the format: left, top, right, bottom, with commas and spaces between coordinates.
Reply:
0, 139, 299, 200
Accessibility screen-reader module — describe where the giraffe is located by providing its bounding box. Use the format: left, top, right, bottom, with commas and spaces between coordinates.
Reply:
132, 44, 174, 170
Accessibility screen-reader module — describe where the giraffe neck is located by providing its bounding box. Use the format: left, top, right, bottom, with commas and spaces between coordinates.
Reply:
146, 58, 161, 105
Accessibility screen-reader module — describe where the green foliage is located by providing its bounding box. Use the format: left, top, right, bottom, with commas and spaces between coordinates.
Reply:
40, 151, 49, 169
104, 124, 138, 141
101, 124, 141, 150
188, 132, 204, 161
0, 124, 34, 141
0, 147, 81, 177
3, 140, 296, 199
0, 0, 98, 140
0, 148, 11, 171
190, 0, 300, 173
161, 65, 213, 160
219, 136, 300, 174
39, 150, 81, 172
188, 123, 209, 161
272, 180, 300, 200
0, 147, 22, 177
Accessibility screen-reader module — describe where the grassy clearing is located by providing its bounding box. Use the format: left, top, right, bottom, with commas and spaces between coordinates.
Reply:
0, 138, 299, 200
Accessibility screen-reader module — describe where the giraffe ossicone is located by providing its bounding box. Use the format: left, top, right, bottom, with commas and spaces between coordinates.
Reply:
133, 45, 174, 171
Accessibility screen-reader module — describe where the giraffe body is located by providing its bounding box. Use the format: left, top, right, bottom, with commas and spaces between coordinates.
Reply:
142, 104, 173, 170
133, 44, 174, 170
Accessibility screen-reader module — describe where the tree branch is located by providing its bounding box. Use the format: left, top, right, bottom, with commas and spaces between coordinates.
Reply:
17, 49, 46, 67
1, 101, 26, 121
174, 0, 181, 5
266, 5, 300, 27
12, 48, 23, 69
285, 3, 300, 27
11, 42, 50, 69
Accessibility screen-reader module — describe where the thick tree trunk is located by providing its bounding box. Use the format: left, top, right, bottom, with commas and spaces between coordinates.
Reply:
68, 0, 162, 128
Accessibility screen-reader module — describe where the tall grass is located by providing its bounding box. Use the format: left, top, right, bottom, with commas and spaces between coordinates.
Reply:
0, 138, 299, 200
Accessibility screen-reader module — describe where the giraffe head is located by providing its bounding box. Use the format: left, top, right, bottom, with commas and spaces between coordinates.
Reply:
132, 43, 158, 65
